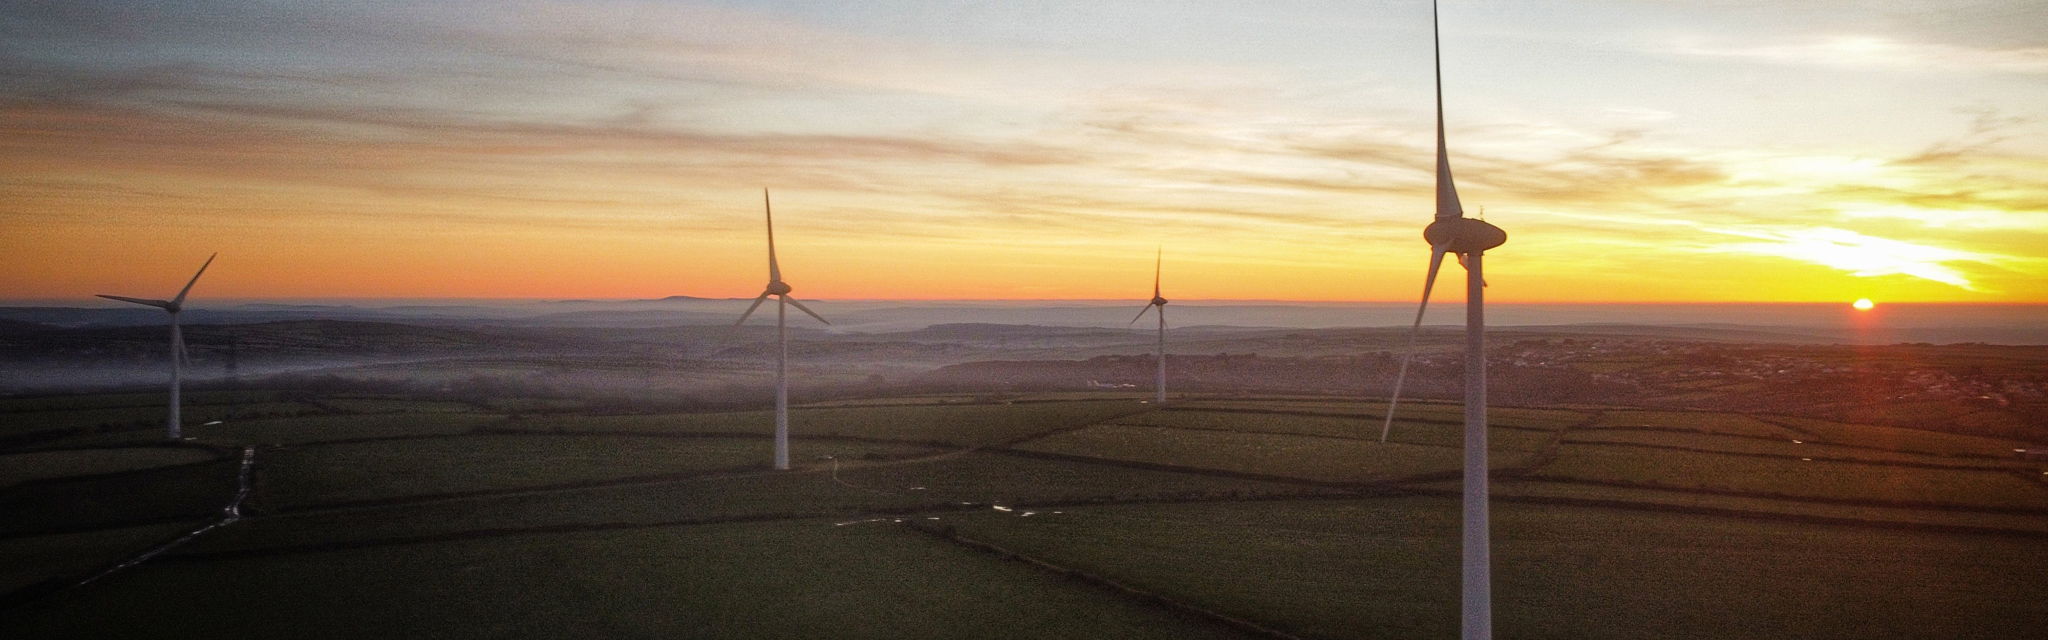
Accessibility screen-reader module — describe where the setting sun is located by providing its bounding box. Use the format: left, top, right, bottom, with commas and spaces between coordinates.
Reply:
1853, 298, 1875, 311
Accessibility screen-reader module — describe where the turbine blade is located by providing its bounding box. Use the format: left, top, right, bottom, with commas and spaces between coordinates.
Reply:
1129, 303, 1154, 326
1456, 253, 1489, 287
172, 253, 218, 306
784, 296, 831, 325
1153, 246, 1162, 298
1433, 1, 1463, 221
97, 294, 174, 310
764, 189, 782, 283
731, 292, 771, 328
718, 292, 774, 346
1380, 244, 1451, 443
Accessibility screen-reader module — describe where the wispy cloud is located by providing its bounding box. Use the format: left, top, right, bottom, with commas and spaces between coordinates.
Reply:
3, 0, 2046, 300
1666, 35, 2048, 75
1703, 226, 2003, 290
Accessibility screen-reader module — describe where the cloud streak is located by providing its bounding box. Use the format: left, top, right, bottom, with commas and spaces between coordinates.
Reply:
2, 0, 2046, 301
1703, 226, 2003, 290
1666, 35, 2048, 75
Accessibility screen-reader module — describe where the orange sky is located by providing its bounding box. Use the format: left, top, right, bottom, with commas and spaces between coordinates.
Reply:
3, 1, 2045, 303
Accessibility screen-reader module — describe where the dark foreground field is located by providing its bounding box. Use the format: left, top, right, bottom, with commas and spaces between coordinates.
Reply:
2, 391, 2045, 638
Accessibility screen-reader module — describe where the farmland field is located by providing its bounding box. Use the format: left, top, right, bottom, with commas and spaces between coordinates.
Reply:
937, 497, 2048, 640
3, 391, 2045, 638
0, 446, 219, 486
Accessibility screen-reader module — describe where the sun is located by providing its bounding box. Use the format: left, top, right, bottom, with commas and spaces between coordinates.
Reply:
1853, 298, 1875, 311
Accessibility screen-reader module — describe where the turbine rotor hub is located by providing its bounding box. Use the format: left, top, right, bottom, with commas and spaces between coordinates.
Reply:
766, 281, 792, 295
1152, 297, 1169, 306
1423, 217, 1507, 255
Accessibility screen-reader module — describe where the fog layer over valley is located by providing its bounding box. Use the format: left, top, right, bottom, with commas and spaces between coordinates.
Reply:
5, 300, 2045, 443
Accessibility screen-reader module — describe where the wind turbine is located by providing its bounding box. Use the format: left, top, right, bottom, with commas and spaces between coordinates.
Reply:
1377, 3, 1507, 639
729, 189, 830, 470
1128, 248, 1169, 404
99, 253, 218, 440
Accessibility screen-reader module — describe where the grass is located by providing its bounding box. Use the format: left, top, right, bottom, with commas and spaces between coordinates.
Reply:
1560, 430, 2029, 470
1113, 409, 1380, 439
0, 447, 219, 487
1013, 424, 1526, 484
0, 390, 286, 413
0, 402, 327, 438
1480, 479, 2048, 534
255, 435, 942, 509
184, 413, 508, 446
939, 497, 2048, 640
502, 400, 1148, 447
1764, 416, 2031, 458
1174, 399, 1588, 430
1533, 443, 2048, 511
1588, 410, 1798, 438
0, 521, 205, 594
1112, 410, 1556, 452
187, 452, 1322, 556
8, 393, 2047, 637
2, 520, 1261, 640
0, 458, 239, 537
316, 398, 477, 414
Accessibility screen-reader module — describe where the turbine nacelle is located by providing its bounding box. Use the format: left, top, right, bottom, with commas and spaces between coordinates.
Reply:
1424, 217, 1507, 255
1151, 296, 1169, 307
766, 281, 792, 295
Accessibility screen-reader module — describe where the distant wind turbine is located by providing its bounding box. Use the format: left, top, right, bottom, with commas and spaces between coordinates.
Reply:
98, 253, 218, 440
1128, 248, 1169, 404
729, 189, 830, 470
1377, 3, 1508, 639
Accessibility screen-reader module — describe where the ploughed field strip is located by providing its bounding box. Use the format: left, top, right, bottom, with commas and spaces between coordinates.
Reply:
4, 393, 2046, 638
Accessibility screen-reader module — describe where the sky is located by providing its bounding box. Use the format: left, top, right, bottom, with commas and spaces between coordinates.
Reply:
2, 0, 2045, 303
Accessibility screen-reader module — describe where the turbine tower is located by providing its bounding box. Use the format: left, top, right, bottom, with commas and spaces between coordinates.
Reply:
98, 253, 218, 440
1378, 4, 1507, 639
1128, 248, 1169, 404
729, 189, 830, 470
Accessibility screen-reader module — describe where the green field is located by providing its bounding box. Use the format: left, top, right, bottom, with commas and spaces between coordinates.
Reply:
1534, 443, 2048, 510
4, 520, 1257, 640
1560, 429, 2031, 469
938, 497, 2048, 640
1014, 424, 1521, 483
501, 400, 1147, 446
1588, 410, 1799, 438
0, 447, 219, 487
3, 391, 2045, 637
255, 435, 945, 509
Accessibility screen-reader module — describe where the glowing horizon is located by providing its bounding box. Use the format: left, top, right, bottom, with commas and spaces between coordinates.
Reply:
3, 1, 2045, 304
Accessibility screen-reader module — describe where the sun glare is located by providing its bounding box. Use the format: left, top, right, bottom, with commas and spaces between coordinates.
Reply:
1853, 298, 1875, 310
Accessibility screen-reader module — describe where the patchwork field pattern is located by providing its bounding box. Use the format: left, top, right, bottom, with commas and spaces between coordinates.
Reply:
3, 392, 2045, 638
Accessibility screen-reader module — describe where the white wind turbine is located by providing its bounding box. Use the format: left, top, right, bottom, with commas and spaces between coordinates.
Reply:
729, 189, 830, 470
99, 253, 218, 440
1377, 3, 1507, 639
1128, 248, 1169, 404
